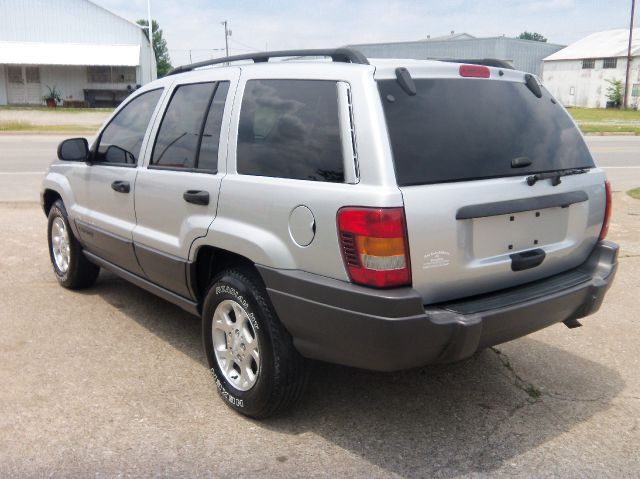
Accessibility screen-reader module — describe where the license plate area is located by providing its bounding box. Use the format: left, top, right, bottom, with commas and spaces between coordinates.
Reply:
472, 207, 569, 257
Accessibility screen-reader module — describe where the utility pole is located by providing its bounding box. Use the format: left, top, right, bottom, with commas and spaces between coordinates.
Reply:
147, 0, 154, 81
221, 21, 231, 59
624, 0, 635, 109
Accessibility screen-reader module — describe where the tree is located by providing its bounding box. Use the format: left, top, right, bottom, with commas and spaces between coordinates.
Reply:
605, 78, 624, 107
137, 19, 173, 78
517, 31, 548, 42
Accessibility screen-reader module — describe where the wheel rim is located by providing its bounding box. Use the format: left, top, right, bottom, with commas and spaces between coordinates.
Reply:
51, 217, 71, 274
212, 299, 260, 391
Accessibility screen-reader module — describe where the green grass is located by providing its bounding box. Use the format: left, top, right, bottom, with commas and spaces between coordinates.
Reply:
567, 107, 640, 122
567, 107, 640, 135
628, 187, 640, 200
0, 121, 97, 132
578, 124, 640, 135
0, 105, 113, 113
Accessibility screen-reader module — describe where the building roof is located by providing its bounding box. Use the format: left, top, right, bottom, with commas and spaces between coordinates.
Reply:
421, 33, 476, 41
544, 29, 640, 61
0, 41, 140, 66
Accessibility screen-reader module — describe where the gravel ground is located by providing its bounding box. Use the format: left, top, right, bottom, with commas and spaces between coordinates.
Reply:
0, 194, 638, 478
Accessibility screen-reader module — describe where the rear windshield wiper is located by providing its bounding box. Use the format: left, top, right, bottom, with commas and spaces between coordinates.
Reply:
526, 168, 589, 186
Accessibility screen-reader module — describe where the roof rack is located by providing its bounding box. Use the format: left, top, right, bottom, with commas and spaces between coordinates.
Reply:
168, 48, 369, 76
438, 58, 515, 69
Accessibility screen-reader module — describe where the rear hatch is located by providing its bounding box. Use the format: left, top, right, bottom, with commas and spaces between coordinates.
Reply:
377, 64, 607, 304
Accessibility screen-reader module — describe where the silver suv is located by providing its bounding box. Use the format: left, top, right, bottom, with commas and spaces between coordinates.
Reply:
41, 49, 618, 418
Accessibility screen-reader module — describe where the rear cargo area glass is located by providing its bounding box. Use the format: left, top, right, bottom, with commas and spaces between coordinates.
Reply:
378, 79, 595, 186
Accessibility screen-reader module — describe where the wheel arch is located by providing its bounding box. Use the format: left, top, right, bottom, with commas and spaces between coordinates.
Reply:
42, 188, 62, 216
189, 245, 261, 305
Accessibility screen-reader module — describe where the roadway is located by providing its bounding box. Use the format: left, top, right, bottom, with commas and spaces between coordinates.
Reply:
0, 134, 638, 203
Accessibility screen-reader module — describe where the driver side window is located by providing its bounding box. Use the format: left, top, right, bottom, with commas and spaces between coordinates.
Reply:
94, 89, 163, 165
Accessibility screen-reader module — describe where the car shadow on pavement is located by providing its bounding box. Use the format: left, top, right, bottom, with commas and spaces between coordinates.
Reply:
88, 271, 624, 478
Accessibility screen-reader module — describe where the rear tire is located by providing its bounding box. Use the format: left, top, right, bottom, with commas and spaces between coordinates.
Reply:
47, 199, 100, 289
202, 267, 307, 418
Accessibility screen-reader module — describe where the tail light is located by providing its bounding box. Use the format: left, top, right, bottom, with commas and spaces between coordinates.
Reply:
599, 180, 612, 240
337, 207, 411, 288
459, 64, 490, 78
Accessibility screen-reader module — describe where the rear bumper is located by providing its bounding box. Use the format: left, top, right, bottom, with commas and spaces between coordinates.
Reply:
257, 241, 619, 372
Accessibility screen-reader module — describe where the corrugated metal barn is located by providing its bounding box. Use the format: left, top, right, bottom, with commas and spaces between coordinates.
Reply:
347, 33, 565, 76
542, 29, 640, 109
0, 0, 156, 106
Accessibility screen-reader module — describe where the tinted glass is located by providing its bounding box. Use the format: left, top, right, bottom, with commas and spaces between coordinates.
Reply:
95, 89, 162, 164
237, 80, 344, 182
378, 79, 595, 186
152, 82, 216, 169
198, 82, 230, 171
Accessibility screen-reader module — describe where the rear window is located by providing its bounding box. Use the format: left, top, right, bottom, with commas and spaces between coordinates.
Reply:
378, 78, 595, 186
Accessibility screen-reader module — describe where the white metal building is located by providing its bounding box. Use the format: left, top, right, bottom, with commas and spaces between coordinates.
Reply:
0, 0, 156, 106
347, 33, 565, 76
542, 29, 640, 108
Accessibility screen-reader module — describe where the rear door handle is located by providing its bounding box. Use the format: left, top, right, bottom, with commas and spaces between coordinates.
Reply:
183, 190, 210, 205
111, 180, 130, 193
510, 248, 546, 271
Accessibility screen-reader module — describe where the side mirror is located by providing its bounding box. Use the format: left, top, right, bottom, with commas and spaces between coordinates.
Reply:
57, 138, 89, 162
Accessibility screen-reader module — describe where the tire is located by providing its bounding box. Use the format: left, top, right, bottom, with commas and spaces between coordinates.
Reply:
47, 199, 100, 289
202, 267, 307, 418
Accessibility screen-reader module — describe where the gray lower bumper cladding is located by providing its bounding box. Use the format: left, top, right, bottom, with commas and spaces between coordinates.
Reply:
258, 241, 619, 372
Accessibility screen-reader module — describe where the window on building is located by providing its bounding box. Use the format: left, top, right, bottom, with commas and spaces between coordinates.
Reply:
111, 67, 136, 83
151, 82, 228, 170
632, 84, 640, 98
94, 89, 163, 165
8, 66, 23, 83
603, 58, 618, 69
25, 67, 40, 84
582, 59, 595, 69
237, 79, 344, 182
87, 66, 137, 83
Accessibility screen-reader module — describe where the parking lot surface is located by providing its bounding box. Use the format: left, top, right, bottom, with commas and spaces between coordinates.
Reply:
0, 136, 639, 477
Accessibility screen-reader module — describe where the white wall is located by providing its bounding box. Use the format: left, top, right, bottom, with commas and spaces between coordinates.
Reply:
0, 65, 7, 105
0, 0, 156, 85
543, 57, 640, 108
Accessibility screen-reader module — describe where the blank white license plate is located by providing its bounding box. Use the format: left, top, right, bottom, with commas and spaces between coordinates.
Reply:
471, 207, 569, 257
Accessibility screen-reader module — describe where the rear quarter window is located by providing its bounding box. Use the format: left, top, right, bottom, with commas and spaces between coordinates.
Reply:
237, 79, 344, 182
378, 78, 595, 186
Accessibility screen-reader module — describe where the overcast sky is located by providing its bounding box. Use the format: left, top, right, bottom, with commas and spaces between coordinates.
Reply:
96, 0, 637, 66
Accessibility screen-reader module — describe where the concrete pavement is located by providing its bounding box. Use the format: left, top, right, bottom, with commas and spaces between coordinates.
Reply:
0, 196, 638, 477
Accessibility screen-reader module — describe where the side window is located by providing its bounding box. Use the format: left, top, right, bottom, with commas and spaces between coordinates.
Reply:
151, 82, 226, 170
198, 82, 230, 171
95, 89, 162, 165
237, 80, 344, 182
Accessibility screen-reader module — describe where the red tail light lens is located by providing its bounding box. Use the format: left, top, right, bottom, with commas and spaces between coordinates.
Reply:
599, 180, 612, 240
459, 64, 491, 78
337, 207, 411, 288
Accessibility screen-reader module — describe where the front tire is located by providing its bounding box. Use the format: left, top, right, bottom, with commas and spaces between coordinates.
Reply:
202, 267, 307, 418
47, 199, 99, 289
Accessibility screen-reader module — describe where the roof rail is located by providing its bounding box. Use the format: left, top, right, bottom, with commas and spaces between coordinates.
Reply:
438, 58, 515, 69
168, 48, 369, 76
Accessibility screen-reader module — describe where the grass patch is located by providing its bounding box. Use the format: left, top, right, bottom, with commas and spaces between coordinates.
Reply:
628, 188, 640, 200
578, 125, 640, 135
567, 107, 640, 122
567, 107, 640, 135
0, 121, 97, 132
0, 105, 113, 113
525, 385, 542, 399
